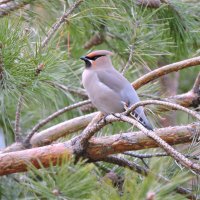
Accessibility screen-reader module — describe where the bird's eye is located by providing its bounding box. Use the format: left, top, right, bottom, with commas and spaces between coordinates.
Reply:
93, 56, 99, 60
87, 55, 105, 61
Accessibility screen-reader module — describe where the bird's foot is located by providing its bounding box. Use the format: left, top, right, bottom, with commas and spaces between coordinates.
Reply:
122, 101, 129, 111
96, 114, 110, 125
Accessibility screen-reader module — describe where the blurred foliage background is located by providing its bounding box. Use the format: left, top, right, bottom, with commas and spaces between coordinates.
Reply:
0, 0, 200, 199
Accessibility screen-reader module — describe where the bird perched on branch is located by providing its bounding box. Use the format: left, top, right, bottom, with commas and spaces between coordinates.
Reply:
80, 50, 153, 130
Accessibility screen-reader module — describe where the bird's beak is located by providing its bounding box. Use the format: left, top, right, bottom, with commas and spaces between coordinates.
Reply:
80, 56, 89, 62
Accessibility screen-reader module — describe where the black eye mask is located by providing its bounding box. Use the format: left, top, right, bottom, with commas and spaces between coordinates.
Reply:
86, 55, 105, 61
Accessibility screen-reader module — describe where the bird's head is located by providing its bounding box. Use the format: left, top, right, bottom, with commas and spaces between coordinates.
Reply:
80, 50, 113, 69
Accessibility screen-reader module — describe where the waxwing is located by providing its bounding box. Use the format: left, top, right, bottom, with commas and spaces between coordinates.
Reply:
80, 50, 153, 130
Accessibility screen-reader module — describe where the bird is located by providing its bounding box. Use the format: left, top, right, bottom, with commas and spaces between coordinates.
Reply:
80, 50, 153, 130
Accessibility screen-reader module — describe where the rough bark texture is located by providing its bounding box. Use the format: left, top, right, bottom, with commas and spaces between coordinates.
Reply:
0, 143, 72, 175
0, 123, 199, 176
30, 112, 97, 147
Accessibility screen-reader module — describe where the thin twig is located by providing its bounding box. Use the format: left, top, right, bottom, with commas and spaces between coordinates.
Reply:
132, 56, 200, 89
47, 81, 88, 98
24, 99, 91, 147
124, 152, 199, 160
14, 95, 23, 142
103, 155, 195, 199
121, 45, 134, 75
124, 99, 200, 121
41, 0, 83, 49
139, 94, 164, 100
0, 42, 3, 80
117, 114, 200, 174
192, 72, 200, 93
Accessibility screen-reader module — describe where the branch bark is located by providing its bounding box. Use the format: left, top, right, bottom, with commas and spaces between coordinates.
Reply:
103, 155, 195, 199
0, 123, 199, 175
14, 95, 23, 142
132, 56, 200, 89
0, 0, 31, 17
23, 99, 91, 147
0, 42, 3, 80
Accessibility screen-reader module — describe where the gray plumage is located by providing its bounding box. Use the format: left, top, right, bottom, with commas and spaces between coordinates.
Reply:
81, 50, 153, 130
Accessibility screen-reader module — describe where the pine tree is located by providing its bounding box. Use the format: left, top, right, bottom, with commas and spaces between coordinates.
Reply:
0, 0, 200, 199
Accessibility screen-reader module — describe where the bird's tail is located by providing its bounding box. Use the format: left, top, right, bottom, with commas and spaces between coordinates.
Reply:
130, 112, 153, 131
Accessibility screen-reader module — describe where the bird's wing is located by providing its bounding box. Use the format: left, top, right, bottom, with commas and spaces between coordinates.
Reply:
96, 69, 127, 94
97, 69, 153, 130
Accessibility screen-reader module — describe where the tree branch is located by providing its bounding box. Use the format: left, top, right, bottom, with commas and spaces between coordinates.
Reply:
132, 56, 200, 89
87, 123, 199, 158
0, 0, 30, 17
192, 72, 200, 94
14, 95, 23, 142
121, 45, 134, 75
125, 100, 200, 121
0, 42, 3, 81
166, 72, 200, 108
118, 114, 200, 173
0, 122, 199, 175
23, 100, 91, 147
103, 155, 195, 199
41, 0, 84, 49
124, 151, 199, 160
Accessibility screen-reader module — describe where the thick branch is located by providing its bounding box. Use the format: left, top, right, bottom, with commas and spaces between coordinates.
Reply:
132, 56, 200, 89
87, 123, 199, 159
0, 123, 199, 175
119, 115, 200, 173
30, 112, 97, 147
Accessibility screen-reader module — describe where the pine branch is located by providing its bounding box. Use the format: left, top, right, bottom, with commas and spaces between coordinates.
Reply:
71, 112, 105, 158
23, 100, 91, 147
117, 114, 200, 174
0, 122, 199, 175
166, 73, 200, 108
132, 56, 200, 89
124, 152, 199, 160
0, 0, 31, 17
125, 99, 200, 121
0, 42, 3, 81
48, 81, 88, 98
14, 95, 23, 142
41, 0, 84, 49
103, 155, 195, 199
121, 45, 134, 75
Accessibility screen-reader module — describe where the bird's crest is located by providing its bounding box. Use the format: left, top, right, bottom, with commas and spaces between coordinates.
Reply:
86, 50, 113, 58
